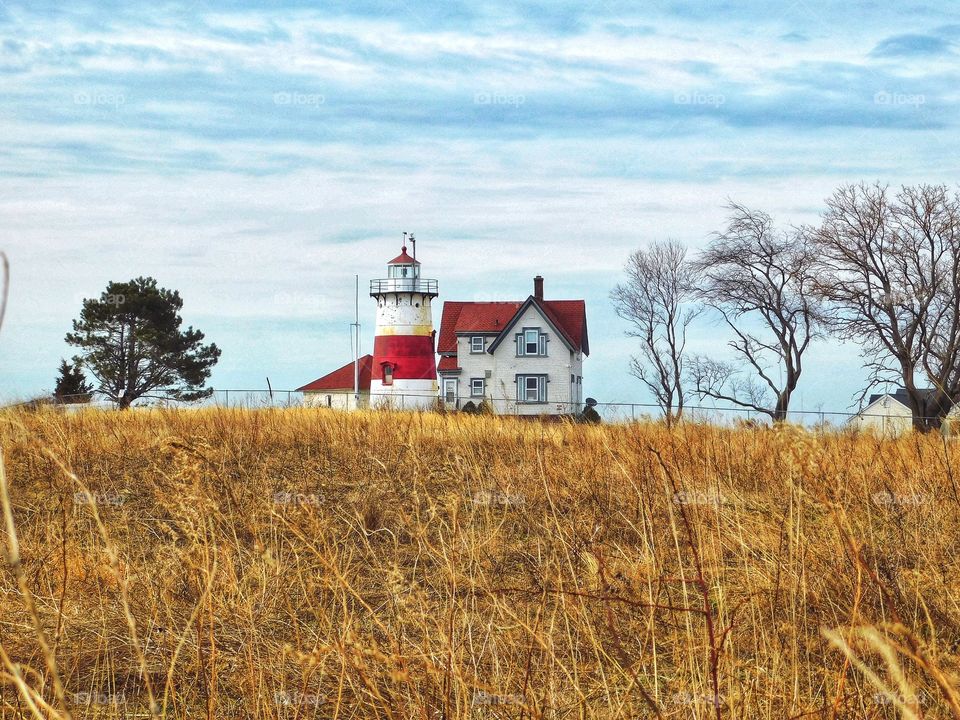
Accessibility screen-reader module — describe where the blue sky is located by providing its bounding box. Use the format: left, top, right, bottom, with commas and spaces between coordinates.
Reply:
1, 0, 958, 413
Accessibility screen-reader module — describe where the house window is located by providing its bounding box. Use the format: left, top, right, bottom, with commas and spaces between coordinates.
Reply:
516, 328, 547, 357
326, 395, 332, 407
470, 378, 485, 396
517, 375, 547, 403
525, 329, 539, 354
470, 336, 485, 353
382, 364, 393, 386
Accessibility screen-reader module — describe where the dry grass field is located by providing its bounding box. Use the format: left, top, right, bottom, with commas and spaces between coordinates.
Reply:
1, 407, 959, 719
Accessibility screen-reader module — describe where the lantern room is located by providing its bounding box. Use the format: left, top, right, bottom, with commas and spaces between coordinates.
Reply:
387, 246, 420, 279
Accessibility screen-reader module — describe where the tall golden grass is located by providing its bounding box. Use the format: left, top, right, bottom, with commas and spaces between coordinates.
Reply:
1, 406, 959, 718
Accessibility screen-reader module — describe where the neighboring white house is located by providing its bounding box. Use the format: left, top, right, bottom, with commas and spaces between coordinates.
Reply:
297, 354, 372, 410
849, 391, 914, 436
850, 387, 960, 436
436, 276, 589, 415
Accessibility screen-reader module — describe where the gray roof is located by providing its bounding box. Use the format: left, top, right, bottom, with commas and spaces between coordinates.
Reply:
867, 388, 934, 406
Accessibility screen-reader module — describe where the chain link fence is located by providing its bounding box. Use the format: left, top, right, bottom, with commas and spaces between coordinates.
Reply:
29, 389, 946, 431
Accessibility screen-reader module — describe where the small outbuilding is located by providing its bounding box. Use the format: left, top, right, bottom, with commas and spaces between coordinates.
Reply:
849, 390, 914, 436
298, 354, 372, 410
850, 387, 960, 436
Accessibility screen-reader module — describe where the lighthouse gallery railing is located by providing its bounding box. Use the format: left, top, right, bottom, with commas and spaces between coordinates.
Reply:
369, 278, 438, 295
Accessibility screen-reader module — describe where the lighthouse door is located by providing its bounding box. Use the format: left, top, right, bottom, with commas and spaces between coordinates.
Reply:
443, 378, 458, 408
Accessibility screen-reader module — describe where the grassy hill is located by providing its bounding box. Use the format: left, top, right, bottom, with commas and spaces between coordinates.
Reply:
1, 407, 959, 718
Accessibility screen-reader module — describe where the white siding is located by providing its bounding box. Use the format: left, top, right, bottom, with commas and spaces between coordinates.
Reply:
303, 391, 370, 410
373, 293, 435, 330
849, 396, 912, 436
370, 378, 438, 409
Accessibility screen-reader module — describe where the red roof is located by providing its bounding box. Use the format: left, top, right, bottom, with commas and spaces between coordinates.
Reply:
538, 300, 588, 354
437, 356, 460, 372
297, 354, 373, 392
388, 246, 420, 265
437, 302, 521, 353
437, 298, 588, 355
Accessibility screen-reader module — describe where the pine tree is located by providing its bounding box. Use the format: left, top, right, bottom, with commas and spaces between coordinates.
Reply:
53, 359, 94, 403
66, 277, 220, 409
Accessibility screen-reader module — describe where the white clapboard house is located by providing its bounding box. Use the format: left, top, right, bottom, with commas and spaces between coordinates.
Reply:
436, 276, 588, 415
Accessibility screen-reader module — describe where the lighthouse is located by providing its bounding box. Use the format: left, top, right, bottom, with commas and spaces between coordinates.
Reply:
369, 236, 439, 408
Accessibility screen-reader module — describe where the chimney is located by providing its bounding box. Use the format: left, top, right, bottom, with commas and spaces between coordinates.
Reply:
533, 275, 544, 301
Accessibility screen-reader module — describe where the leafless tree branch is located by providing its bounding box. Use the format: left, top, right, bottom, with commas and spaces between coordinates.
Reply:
612, 240, 701, 425
688, 203, 821, 422
812, 182, 960, 432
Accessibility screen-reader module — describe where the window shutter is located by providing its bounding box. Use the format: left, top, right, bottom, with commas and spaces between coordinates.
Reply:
516, 376, 523, 401
539, 376, 547, 402
516, 334, 523, 356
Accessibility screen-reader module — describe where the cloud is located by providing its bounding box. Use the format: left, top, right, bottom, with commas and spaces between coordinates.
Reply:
870, 33, 953, 57
2, 19, 956, 181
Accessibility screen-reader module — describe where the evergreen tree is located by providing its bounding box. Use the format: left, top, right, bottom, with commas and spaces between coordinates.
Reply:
53, 359, 94, 403
66, 277, 220, 409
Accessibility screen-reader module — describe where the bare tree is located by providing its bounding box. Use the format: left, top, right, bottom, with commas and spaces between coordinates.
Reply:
812, 182, 960, 432
611, 240, 700, 426
688, 203, 820, 422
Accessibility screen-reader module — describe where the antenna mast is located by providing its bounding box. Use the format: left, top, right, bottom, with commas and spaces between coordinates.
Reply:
410, 233, 416, 260
352, 274, 360, 402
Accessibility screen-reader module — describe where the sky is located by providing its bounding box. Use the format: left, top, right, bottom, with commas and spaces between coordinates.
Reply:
1, 0, 958, 414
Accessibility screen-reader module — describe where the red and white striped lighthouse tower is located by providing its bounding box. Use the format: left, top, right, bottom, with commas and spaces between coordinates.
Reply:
369, 236, 438, 408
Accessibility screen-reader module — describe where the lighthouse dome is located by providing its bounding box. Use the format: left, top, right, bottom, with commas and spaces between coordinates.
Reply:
388, 246, 420, 265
